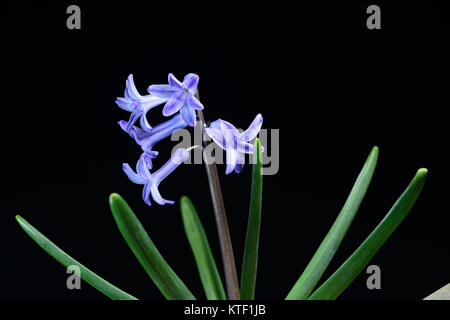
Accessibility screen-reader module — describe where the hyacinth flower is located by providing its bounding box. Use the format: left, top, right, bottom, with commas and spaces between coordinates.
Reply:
118, 113, 188, 156
148, 73, 204, 127
122, 148, 191, 206
205, 114, 264, 174
115, 74, 167, 132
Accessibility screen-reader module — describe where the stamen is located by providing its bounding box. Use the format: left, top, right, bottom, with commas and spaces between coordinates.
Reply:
186, 145, 201, 152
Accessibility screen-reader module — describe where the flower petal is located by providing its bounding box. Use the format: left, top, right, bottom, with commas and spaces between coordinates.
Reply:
240, 114, 263, 142
140, 108, 152, 130
149, 113, 187, 134
217, 119, 240, 139
142, 182, 153, 206
141, 151, 157, 170
183, 73, 199, 91
187, 93, 204, 110
204, 127, 226, 150
225, 149, 238, 175
126, 74, 141, 100
234, 151, 245, 174
126, 111, 142, 132
136, 156, 147, 177
115, 97, 133, 112
147, 84, 178, 98
153, 148, 189, 183
209, 119, 239, 148
168, 73, 183, 89
139, 153, 153, 180
150, 183, 174, 205
131, 126, 152, 143
237, 140, 254, 154
162, 90, 186, 116
145, 150, 159, 159
122, 163, 146, 184
180, 105, 196, 127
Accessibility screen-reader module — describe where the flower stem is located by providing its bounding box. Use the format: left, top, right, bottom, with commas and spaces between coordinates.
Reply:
195, 93, 240, 300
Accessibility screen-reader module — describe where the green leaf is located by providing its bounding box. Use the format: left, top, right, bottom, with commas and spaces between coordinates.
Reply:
240, 138, 263, 300
15, 215, 137, 300
308, 168, 428, 300
180, 196, 226, 300
286, 146, 379, 300
109, 193, 195, 300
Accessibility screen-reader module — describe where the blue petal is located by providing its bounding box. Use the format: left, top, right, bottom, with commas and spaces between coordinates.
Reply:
234, 151, 245, 174
122, 163, 146, 184
187, 93, 204, 110
217, 119, 239, 136
168, 73, 183, 89
183, 74, 199, 92
148, 84, 178, 99
180, 105, 196, 127
118, 120, 129, 133
140, 108, 152, 130
139, 153, 153, 180
204, 127, 226, 150
126, 74, 141, 100
142, 182, 153, 206
225, 149, 238, 175
209, 119, 239, 145
126, 111, 142, 132
150, 183, 174, 206
141, 151, 157, 170
162, 90, 187, 116
136, 155, 147, 177
115, 97, 133, 112
237, 140, 254, 154
153, 148, 189, 183
240, 114, 263, 142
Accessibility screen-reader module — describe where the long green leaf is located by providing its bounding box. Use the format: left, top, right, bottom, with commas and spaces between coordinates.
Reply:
308, 168, 428, 300
109, 193, 195, 300
15, 215, 137, 300
240, 138, 263, 300
180, 196, 226, 300
286, 146, 379, 300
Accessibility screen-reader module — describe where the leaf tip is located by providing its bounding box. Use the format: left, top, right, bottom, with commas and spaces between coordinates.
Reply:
109, 193, 121, 203
180, 196, 192, 212
417, 168, 428, 177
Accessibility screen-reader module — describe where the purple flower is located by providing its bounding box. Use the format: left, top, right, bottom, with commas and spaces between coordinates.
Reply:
148, 73, 204, 127
115, 74, 167, 132
204, 114, 263, 174
118, 113, 187, 156
122, 149, 190, 206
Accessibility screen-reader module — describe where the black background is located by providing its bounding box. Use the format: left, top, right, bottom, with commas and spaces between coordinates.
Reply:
1, 1, 449, 301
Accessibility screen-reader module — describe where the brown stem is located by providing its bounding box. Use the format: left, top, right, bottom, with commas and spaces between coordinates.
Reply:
195, 92, 240, 300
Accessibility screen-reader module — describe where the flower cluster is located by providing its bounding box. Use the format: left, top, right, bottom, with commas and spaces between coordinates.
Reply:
116, 73, 263, 206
